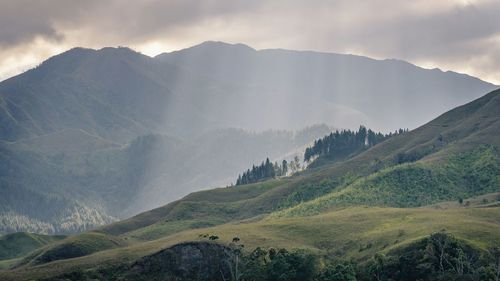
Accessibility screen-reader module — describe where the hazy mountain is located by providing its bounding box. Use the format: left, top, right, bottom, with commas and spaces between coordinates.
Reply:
157, 41, 498, 132
0, 126, 331, 234
0, 42, 496, 143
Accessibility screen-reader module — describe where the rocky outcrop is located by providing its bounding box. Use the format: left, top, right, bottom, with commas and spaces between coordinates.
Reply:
126, 241, 232, 281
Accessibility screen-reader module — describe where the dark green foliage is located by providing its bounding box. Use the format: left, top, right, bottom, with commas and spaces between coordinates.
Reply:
242, 248, 317, 281
304, 126, 404, 163
236, 157, 288, 185
358, 232, 497, 281
279, 176, 356, 209
287, 145, 500, 215
317, 261, 357, 281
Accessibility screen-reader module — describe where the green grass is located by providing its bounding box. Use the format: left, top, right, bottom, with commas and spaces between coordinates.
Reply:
16, 232, 126, 267
0, 259, 20, 270
1, 201, 499, 281
275, 146, 500, 217
0, 232, 65, 260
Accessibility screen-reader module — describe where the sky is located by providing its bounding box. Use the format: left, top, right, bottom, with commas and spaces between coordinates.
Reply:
0, 0, 499, 84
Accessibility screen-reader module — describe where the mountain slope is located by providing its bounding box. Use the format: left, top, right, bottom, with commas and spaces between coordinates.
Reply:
157, 41, 498, 132
0, 126, 330, 234
0, 89, 499, 281
1, 42, 497, 143
99, 89, 500, 237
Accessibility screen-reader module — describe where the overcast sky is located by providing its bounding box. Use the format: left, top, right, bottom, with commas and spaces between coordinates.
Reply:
1, 0, 499, 84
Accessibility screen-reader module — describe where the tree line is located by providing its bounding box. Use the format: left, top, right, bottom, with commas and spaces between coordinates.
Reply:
220, 232, 500, 281
304, 126, 408, 162
236, 158, 293, 186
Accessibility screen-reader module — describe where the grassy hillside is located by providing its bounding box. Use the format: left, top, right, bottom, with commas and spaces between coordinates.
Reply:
0, 233, 65, 261
0, 89, 498, 280
98, 89, 500, 238
277, 145, 499, 217
15, 232, 126, 268
1, 197, 499, 280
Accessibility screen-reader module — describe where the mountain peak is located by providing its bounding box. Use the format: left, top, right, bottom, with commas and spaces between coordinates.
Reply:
196, 40, 255, 50
155, 41, 255, 59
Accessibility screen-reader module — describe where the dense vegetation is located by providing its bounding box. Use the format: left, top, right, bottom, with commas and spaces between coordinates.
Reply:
236, 158, 290, 185
229, 232, 500, 281
236, 126, 405, 186
280, 145, 500, 217
304, 126, 406, 163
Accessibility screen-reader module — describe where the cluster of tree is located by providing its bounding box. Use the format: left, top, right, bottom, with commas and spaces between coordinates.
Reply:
358, 232, 500, 281
304, 126, 408, 162
236, 157, 298, 186
222, 245, 358, 281
223, 232, 500, 281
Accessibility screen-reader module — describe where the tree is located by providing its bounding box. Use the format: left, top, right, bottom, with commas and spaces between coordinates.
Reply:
265, 250, 316, 281
236, 157, 290, 185
282, 160, 288, 176
222, 238, 245, 281
487, 247, 500, 281
303, 126, 400, 164
318, 261, 357, 281
368, 253, 388, 281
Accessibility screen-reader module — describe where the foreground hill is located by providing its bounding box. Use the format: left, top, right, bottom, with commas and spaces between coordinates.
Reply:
0, 89, 498, 280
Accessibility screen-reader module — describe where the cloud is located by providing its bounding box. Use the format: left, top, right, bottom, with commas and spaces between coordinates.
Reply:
0, 0, 499, 84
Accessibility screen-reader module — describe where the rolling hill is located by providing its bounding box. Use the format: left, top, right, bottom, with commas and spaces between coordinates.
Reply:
0, 88, 498, 280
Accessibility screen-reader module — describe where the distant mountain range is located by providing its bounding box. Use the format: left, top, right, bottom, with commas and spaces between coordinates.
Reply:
0, 41, 497, 234
0, 41, 496, 143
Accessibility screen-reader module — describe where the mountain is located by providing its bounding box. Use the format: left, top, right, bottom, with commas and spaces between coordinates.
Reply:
157, 41, 498, 132
0, 42, 497, 142
0, 126, 331, 234
1, 89, 497, 280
